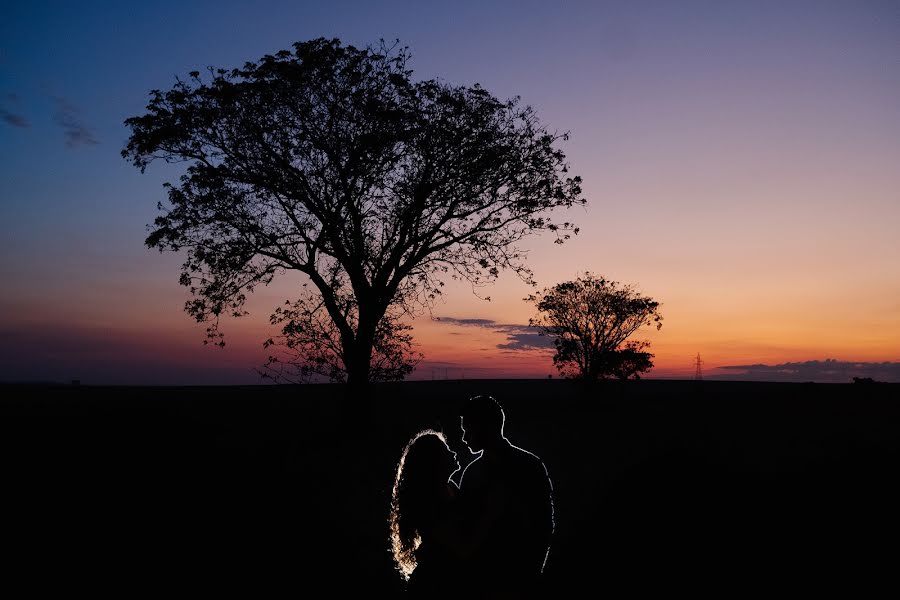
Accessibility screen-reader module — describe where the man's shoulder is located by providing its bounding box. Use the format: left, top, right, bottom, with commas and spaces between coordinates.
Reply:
507, 444, 550, 478
508, 444, 546, 467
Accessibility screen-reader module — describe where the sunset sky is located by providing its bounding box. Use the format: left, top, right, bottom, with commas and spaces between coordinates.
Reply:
1, 1, 898, 384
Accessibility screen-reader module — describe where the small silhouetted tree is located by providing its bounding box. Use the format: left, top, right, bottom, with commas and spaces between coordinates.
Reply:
123, 38, 584, 385
527, 273, 662, 380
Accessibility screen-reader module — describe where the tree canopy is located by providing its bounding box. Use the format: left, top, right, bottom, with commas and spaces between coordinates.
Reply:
123, 38, 584, 384
527, 273, 662, 381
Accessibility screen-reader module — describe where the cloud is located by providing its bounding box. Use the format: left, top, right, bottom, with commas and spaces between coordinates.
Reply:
1, 95, 28, 127
496, 331, 554, 351
434, 316, 554, 352
0, 106, 28, 128
435, 317, 497, 327
53, 96, 99, 147
711, 359, 900, 383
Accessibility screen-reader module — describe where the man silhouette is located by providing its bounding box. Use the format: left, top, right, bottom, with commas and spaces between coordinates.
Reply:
457, 395, 554, 598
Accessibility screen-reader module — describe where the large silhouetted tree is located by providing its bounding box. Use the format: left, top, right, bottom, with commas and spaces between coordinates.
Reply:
123, 39, 584, 385
527, 273, 662, 381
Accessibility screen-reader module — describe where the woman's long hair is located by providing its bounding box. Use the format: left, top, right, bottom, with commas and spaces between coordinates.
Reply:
389, 429, 452, 580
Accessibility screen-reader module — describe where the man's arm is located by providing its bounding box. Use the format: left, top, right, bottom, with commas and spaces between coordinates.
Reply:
520, 456, 554, 573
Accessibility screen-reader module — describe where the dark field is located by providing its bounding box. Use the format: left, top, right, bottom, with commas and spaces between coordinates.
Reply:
2, 380, 897, 594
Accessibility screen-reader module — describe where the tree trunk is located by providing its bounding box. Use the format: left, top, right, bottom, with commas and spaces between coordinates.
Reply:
344, 316, 376, 389
345, 348, 372, 387
344, 296, 389, 387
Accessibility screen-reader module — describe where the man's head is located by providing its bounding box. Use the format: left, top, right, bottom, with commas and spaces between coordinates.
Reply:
460, 395, 505, 452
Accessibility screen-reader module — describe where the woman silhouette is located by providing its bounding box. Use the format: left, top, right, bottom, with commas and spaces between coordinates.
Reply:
389, 430, 469, 596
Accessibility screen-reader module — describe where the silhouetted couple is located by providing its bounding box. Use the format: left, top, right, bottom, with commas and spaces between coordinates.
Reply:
390, 395, 554, 598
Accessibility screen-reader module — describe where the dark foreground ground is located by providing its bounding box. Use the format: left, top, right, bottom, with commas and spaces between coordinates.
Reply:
2, 379, 898, 595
